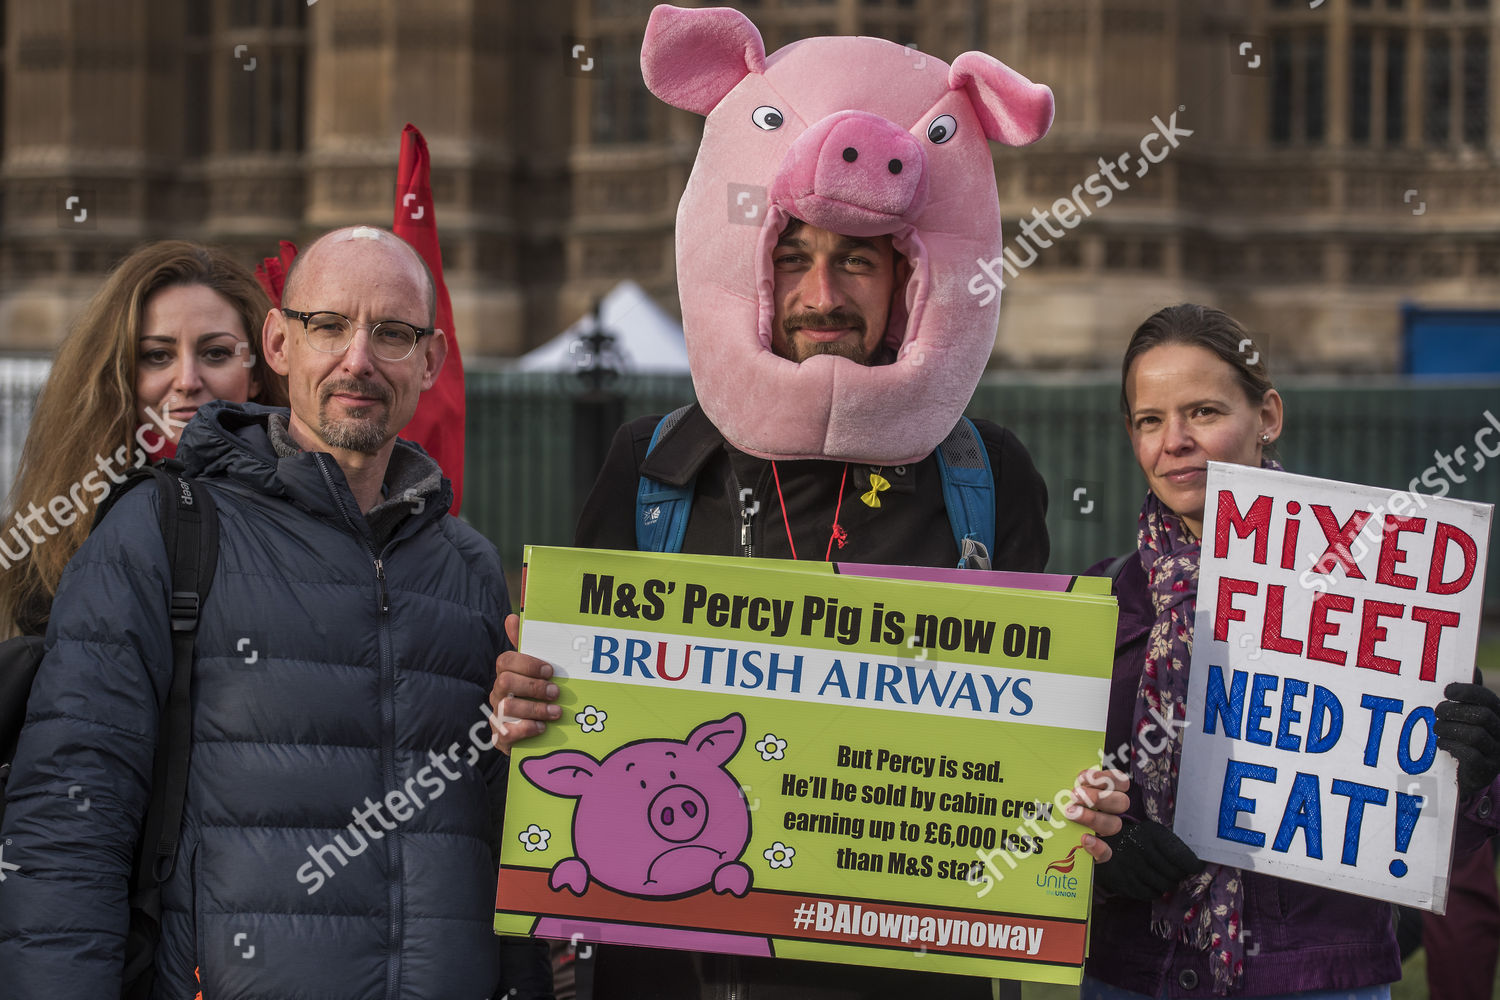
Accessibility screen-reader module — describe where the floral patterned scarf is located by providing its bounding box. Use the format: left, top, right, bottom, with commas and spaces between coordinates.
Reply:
1132, 459, 1281, 994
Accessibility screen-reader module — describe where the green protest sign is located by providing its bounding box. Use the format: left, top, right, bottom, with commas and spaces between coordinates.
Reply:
495, 546, 1117, 983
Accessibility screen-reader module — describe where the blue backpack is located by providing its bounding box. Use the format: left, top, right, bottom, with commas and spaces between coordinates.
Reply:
635, 407, 995, 569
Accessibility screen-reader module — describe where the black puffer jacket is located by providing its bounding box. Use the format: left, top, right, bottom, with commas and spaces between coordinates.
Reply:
0, 402, 512, 999
578, 405, 1049, 572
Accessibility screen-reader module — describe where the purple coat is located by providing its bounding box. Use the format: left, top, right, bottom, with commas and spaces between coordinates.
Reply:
1083, 553, 1500, 997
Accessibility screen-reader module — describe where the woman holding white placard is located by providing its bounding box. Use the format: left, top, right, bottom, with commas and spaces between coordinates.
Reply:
1081, 303, 1500, 999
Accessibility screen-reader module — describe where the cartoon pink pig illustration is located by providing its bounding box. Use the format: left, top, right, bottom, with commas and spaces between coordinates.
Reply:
520, 713, 753, 899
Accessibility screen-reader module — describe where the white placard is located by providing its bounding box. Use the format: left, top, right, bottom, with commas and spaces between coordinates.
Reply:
1174, 463, 1493, 912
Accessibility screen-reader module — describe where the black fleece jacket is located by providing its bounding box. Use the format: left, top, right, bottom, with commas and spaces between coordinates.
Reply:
576, 404, 1049, 572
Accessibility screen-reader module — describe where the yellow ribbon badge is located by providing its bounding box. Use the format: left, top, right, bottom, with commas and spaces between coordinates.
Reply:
861, 472, 890, 508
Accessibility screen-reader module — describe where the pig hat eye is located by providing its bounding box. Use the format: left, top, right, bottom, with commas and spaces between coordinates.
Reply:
751, 105, 783, 130
927, 114, 957, 143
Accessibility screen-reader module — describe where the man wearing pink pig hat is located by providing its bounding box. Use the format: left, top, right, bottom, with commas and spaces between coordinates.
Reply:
491, 5, 1130, 997
577, 3, 1061, 572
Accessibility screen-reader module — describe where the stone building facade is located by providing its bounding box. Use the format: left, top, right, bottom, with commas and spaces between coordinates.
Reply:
0, 0, 1496, 371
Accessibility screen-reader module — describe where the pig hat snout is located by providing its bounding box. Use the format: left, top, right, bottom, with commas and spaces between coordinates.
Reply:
641, 4, 1053, 464
769, 111, 931, 238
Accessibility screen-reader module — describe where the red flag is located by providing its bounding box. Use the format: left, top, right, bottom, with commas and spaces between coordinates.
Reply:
254, 240, 299, 307
254, 129, 464, 513
393, 123, 465, 513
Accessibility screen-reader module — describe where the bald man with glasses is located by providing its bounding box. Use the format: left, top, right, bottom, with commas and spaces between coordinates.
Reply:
0, 226, 551, 998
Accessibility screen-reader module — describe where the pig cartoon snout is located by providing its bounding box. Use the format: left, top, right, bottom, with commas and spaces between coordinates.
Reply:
771, 111, 930, 233
650, 784, 709, 842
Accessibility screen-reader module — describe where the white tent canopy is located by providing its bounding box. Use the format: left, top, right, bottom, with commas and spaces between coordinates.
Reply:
514, 280, 689, 374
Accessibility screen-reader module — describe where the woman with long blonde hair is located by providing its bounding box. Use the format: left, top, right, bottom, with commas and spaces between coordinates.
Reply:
0, 241, 286, 636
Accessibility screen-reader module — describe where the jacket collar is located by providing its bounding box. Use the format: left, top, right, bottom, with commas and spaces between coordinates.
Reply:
639, 404, 727, 488
176, 401, 452, 534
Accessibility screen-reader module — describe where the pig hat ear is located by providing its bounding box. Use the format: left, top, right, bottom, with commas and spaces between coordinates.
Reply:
521, 750, 601, 798
641, 4, 767, 115
687, 713, 745, 766
948, 51, 1055, 146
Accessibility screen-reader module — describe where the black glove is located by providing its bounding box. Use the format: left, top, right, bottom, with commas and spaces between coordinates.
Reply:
1095, 819, 1206, 900
1436, 682, 1500, 798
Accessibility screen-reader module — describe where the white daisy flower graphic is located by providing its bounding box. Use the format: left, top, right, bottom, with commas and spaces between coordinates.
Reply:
575, 706, 608, 733
764, 842, 796, 869
518, 824, 551, 852
754, 734, 787, 761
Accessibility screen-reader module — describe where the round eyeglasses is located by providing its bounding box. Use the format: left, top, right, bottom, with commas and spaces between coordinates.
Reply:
282, 308, 433, 362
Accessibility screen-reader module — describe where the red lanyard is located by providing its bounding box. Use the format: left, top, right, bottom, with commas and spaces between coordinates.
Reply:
770, 461, 849, 560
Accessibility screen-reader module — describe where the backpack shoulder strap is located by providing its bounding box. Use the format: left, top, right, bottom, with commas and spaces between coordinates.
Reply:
1105, 551, 1135, 585
933, 418, 996, 570
636, 406, 697, 553
137, 467, 218, 878
114, 466, 219, 994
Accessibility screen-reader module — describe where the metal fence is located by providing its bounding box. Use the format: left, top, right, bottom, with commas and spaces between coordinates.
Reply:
0, 362, 1494, 609
464, 372, 1500, 611
0, 358, 52, 495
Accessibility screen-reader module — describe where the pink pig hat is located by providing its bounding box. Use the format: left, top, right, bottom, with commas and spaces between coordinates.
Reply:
642, 4, 1054, 464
